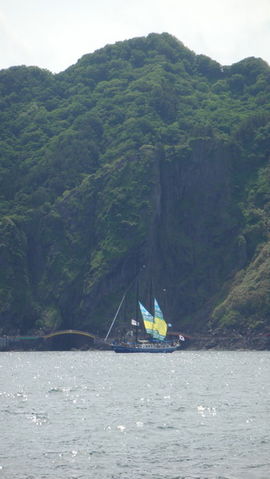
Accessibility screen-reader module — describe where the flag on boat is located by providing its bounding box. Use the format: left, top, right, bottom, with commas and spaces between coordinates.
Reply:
131, 319, 139, 326
179, 334, 185, 341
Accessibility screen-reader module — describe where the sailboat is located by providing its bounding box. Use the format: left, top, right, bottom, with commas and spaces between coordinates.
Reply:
110, 297, 181, 353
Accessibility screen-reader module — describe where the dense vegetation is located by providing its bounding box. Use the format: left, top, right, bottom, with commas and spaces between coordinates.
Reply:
1, 33, 270, 344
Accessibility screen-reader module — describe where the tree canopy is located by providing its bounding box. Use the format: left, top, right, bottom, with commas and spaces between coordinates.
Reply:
1, 33, 270, 342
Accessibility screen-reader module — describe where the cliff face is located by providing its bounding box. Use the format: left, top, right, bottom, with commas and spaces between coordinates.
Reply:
1, 33, 270, 339
157, 138, 236, 323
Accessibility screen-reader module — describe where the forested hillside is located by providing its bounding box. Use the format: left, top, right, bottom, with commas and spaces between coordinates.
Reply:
1, 33, 270, 345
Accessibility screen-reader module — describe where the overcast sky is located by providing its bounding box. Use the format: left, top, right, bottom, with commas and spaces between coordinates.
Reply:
1, 0, 269, 73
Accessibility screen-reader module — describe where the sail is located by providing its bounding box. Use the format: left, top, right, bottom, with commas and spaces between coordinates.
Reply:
139, 302, 155, 336
153, 299, 167, 341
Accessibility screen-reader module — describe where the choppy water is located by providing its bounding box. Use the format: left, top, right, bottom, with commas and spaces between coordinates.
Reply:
0, 351, 269, 479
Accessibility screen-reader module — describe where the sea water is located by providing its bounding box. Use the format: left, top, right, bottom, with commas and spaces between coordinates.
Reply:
0, 350, 269, 479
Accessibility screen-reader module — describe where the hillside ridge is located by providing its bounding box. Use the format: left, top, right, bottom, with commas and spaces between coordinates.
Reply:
1, 33, 270, 348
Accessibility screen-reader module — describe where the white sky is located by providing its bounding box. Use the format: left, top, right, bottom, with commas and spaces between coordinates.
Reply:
0, 0, 269, 73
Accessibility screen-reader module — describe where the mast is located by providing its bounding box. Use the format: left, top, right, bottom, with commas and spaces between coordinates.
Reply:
135, 278, 139, 343
149, 277, 153, 316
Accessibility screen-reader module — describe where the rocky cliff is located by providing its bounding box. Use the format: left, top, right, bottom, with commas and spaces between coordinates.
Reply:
0, 33, 270, 345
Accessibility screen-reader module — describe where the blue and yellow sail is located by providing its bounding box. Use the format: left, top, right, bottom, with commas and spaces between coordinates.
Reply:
139, 299, 167, 341
153, 299, 167, 341
139, 302, 155, 335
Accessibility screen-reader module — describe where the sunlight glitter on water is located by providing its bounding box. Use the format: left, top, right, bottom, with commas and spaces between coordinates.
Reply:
0, 350, 269, 479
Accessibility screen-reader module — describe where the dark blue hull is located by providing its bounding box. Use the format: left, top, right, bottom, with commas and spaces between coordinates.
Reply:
112, 343, 179, 353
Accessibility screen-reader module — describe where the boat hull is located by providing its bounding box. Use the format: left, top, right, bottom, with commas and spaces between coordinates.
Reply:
111, 344, 179, 353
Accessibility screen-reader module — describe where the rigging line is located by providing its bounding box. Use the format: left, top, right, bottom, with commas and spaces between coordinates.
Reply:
104, 265, 145, 341
104, 292, 126, 342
